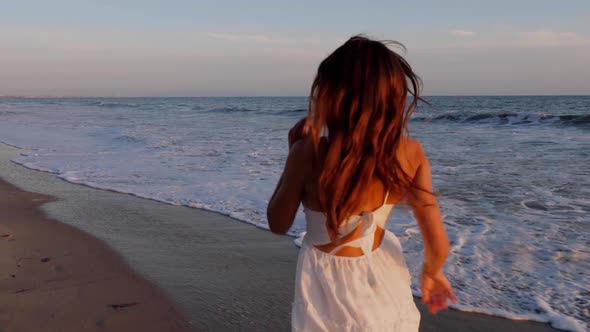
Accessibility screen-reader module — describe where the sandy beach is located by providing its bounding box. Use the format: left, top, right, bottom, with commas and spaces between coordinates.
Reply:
0, 155, 192, 330
0, 143, 562, 332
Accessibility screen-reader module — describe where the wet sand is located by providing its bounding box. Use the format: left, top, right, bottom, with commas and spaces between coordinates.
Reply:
0, 181, 192, 331
0, 143, 561, 331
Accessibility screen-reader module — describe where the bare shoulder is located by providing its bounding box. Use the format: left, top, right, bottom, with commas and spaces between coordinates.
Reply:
286, 136, 314, 176
398, 137, 427, 166
289, 136, 314, 159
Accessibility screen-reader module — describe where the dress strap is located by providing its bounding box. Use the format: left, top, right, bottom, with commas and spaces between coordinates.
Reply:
382, 190, 390, 205
327, 212, 375, 254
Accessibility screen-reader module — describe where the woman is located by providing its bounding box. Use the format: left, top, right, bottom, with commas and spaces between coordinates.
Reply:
267, 36, 455, 331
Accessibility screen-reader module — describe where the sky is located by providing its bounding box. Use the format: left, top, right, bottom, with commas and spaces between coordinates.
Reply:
1, 0, 589, 97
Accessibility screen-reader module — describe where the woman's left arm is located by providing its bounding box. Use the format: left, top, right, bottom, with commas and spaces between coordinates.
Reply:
267, 140, 308, 234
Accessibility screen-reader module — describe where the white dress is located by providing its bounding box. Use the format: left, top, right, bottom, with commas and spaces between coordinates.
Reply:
292, 193, 421, 331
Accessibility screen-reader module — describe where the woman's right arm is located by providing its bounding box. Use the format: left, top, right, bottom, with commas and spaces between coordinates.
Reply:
407, 142, 456, 313
409, 145, 449, 274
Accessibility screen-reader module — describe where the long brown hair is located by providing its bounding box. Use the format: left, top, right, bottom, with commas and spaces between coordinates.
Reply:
307, 35, 422, 239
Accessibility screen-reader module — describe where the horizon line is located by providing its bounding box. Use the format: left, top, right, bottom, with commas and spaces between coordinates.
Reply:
1, 94, 590, 99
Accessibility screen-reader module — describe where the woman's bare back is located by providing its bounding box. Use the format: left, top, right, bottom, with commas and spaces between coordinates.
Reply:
299, 135, 424, 215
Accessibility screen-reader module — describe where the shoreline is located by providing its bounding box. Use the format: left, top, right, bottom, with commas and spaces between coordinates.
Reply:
0, 143, 564, 331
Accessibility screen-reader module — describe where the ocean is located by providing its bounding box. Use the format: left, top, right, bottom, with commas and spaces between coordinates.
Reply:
0, 96, 588, 331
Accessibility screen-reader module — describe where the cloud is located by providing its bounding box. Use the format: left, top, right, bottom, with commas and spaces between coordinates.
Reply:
514, 30, 587, 47
207, 32, 276, 43
450, 29, 475, 37
436, 27, 589, 49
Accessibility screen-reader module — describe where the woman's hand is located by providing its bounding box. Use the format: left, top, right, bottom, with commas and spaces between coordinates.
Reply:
288, 117, 309, 150
420, 270, 456, 314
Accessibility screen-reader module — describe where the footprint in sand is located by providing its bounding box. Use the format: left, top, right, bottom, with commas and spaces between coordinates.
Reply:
1, 233, 15, 241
